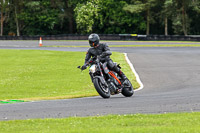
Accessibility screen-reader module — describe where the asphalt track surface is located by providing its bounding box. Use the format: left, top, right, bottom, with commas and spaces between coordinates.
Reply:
1, 41, 200, 121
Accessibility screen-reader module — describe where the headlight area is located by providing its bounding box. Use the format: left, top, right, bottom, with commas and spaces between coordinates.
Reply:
89, 64, 97, 73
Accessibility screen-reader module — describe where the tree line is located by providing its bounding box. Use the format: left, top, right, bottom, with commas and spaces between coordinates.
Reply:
1, 0, 200, 36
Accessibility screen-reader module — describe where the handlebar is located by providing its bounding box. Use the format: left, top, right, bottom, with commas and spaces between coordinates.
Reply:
77, 56, 102, 70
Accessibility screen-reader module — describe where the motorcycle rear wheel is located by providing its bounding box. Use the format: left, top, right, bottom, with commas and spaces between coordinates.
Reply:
93, 78, 110, 98
121, 79, 134, 97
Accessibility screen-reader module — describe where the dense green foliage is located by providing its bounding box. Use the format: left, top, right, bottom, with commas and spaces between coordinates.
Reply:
1, 0, 200, 35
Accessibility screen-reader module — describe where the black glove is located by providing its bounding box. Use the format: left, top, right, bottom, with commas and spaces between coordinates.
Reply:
81, 64, 87, 70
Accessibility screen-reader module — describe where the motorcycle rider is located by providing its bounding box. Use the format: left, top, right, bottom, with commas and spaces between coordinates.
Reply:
81, 33, 127, 82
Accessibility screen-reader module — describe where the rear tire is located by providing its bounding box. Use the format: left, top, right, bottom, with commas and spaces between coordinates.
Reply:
93, 78, 110, 98
121, 79, 134, 97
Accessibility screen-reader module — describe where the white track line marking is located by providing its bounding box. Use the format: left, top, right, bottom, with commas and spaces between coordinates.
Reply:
124, 53, 144, 91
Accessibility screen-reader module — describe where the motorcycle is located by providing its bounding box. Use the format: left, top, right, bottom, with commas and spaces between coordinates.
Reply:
78, 56, 134, 98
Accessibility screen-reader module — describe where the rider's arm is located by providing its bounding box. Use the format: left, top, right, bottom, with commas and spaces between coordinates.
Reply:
84, 49, 92, 64
101, 43, 112, 57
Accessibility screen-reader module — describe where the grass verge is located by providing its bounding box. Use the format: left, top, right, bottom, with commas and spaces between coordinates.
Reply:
43, 44, 200, 47
0, 49, 139, 101
0, 112, 200, 133
27, 40, 200, 43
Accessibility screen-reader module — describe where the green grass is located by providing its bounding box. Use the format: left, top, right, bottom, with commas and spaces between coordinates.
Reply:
0, 112, 200, 133
0, 49, 139, 101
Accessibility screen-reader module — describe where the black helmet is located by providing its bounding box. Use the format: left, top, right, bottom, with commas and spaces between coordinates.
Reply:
88, 33, 100, 47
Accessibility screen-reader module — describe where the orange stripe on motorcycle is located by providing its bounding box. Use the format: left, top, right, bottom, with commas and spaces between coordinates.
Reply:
108, 72, 122, 85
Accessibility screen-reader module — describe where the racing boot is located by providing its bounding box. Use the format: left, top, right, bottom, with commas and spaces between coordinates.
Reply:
119, 70, 127, 82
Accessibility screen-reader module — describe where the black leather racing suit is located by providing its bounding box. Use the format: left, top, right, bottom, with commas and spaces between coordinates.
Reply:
84, 43, 126, 79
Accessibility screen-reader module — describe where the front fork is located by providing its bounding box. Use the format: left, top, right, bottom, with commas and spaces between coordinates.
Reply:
90, 62, 108, 87
89, 72, 94, 82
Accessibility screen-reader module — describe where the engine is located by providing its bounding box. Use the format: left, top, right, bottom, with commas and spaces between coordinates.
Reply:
108, 81, 117, 95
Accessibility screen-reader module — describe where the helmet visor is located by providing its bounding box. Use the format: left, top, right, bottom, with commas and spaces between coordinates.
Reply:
89, 40, 98, 47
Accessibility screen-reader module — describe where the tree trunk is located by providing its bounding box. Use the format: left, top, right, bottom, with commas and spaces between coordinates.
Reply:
146, 8, 150, 35
65, 0, 73, 33
182, 5, 187, 35
15, 5, 20, 36
1, 6, 4, 36
165, 17, 168, 35
69, 17, 73, 33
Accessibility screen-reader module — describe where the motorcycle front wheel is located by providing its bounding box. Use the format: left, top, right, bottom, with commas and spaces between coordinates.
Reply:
93, 78, 110, 98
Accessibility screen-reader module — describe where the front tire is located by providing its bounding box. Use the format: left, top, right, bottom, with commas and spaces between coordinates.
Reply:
93, 78, 110, 98
121, 79, 134, 97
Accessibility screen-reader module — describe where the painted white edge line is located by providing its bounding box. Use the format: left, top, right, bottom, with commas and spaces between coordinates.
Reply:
124, 53, 144, 91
